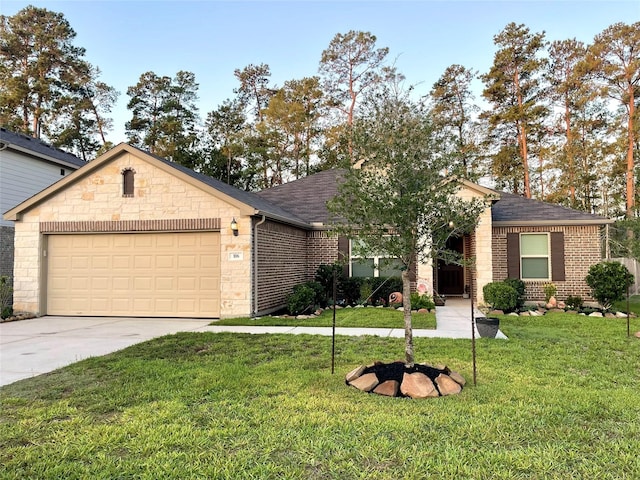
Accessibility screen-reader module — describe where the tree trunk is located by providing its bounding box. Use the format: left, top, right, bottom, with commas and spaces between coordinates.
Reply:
626, 87, 635, 218
402, 269, 414, 367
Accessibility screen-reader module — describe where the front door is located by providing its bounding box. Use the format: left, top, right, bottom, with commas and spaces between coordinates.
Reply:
436, 236, 465, 295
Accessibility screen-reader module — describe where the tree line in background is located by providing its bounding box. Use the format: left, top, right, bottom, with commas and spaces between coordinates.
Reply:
1, 6, 638, 218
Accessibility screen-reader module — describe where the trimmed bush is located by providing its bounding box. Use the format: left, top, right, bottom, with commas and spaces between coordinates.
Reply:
314, 263, 343, 307
586, 261, 634, 310
339, 277, 362, 305
565, 295, 583, 311
503, 278, 526, 308
287, 283, 317, 315
483, 281, 518, 312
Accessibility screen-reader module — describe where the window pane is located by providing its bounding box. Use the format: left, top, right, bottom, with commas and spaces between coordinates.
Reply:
352, 258, 375, 277
379, 258, 403, 277
520, 234, 548, 255
522, 258, 549, 279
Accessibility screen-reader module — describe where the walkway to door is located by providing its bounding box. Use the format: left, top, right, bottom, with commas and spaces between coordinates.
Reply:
435, 297, 508, 339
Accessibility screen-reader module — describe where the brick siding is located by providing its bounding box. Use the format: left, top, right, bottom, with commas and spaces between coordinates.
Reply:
255, 220, 309, 313
492, 225, 602, 302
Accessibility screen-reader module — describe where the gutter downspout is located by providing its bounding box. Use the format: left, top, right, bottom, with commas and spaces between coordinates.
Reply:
253, 215, 266, 317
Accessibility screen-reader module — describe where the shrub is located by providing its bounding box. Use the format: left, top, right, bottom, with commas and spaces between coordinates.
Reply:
410, 293, 435, 310
359, 282, 373, 305
565, 295, 583, 310
287, 283, 317, 315
543, 283, 557, 302
585, 261, 634, 310
483, 281, 518, 312
339, 277, 362, 305
503, 278, 526, 308
0, 276, 12, 319
314, 263, 343, 306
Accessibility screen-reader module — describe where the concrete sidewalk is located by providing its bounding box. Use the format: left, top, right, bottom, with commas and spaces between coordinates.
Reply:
1, 300, 505, 386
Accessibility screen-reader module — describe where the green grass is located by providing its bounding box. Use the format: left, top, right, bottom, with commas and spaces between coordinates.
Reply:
2, 312, 640, 479
214, 306, 437, 329
612, 294, 640, 316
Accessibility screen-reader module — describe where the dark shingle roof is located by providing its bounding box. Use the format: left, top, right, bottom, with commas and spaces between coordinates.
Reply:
256, 169, 345, 224
492, 191, 611, 225
0, 128, 85, 168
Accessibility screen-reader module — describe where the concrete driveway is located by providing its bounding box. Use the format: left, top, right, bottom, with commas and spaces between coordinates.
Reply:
0, 316, 213, 386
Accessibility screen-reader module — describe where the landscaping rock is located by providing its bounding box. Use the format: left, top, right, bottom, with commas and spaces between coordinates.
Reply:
345, 365, 366, 383
373, 380, 400, 397
635, 331, 640, 338
589, 312, 603, 317
616, 311, 629, 318
401, 372, 439, 398
509, 312, 519, 316
519, 311, 530, 316
489, 309, 504, 315
349, 373, 379, 392
418, 308, 429, 314
448, 370, 466, 386
565, 310, 577, 314
605, 312, 616, 318
529, 310, 543, 316
435, 374, 462, 396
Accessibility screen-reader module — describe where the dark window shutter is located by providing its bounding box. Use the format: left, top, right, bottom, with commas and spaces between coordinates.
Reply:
338, 236, 350, 278
506, 233, 520, 279
551, 232, 565, 281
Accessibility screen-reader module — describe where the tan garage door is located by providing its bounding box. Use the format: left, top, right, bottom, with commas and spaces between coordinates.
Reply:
47, 232, 220, 318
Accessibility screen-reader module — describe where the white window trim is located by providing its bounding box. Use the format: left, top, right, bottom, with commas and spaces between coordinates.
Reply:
349, 239, 401, 278
519, 232, 551, 281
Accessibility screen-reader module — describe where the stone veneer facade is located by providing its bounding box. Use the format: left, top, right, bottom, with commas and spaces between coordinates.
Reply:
12, 151, 252, 318
492, 224, 602, 302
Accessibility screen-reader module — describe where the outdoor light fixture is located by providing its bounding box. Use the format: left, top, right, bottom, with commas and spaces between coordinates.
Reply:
231, 218, 239, 236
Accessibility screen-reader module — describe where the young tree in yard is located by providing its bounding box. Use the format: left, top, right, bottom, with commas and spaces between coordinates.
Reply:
328, 86, 485, 366
481, 22, 548, 198
587, 22, 640, 218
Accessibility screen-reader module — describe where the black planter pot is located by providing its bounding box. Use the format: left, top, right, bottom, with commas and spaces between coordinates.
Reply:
475, 317, 500, 338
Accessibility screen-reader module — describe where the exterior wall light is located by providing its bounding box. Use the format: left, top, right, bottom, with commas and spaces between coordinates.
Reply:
231, 218, 239, 236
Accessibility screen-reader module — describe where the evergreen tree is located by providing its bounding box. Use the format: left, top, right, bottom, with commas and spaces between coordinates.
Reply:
481, 23, 548, 198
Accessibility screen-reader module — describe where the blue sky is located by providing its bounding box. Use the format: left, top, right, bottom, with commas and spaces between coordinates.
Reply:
2, 0, 638, 143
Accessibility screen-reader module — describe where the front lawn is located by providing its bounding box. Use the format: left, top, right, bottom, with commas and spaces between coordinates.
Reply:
213, 306, 436, 329
1, 313, 639, 479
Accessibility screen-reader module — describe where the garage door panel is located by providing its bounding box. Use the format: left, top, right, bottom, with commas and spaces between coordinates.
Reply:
47, 233, 220, 318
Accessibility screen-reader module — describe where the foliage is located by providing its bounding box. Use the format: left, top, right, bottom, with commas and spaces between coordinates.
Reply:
327, 85, 485, 365
543, 283, 557, 302
0, 276, 12, 319
565, 295, 584, 310
585, 261, 634, 309
502, 278, 526, 308
429, 64, 481, 180
314, 263, 343, 307
338, 277, 362, 306
0, 6, 117, 158
126, 70, 200, 168
286, 283, 317, 315
483, 281, 518, 312
481, 22, 548, 197
2, 314, 640, 478
410, 293, 435, 310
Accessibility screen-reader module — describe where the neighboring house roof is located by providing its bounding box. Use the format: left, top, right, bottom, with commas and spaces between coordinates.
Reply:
0, 128, 85, 169
491, 191, 613, 226
257, 169, 345, 225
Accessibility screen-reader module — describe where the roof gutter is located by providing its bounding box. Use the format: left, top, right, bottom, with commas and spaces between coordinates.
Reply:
253, 215, 267, 317
493, 219, 614, 227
